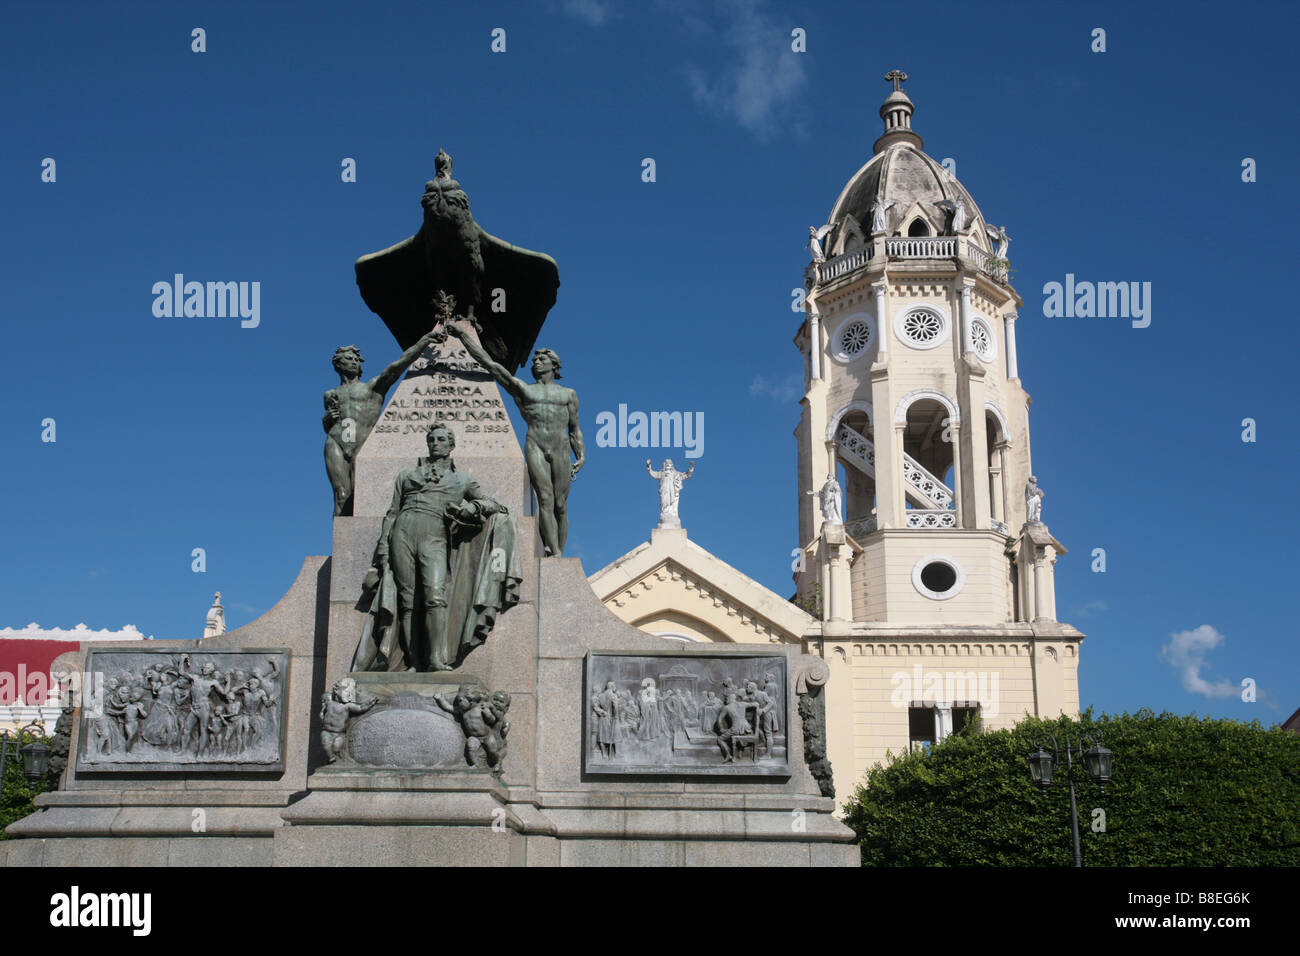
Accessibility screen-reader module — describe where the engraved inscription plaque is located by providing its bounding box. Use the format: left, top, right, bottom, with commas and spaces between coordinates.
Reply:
76, 649, 289, 773
584, 652, 791, 777
370, 342, 516, 451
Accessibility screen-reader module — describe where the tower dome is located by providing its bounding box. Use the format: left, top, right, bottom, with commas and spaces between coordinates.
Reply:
829, 147, 985, 244
817, 71, 991, 258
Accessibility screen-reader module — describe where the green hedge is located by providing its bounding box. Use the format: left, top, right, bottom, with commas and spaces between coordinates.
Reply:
843, 708, 1300, 866
0, 730, 46, 840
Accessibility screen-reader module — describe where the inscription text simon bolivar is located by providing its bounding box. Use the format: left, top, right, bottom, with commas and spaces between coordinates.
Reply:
373, 347, 510, 436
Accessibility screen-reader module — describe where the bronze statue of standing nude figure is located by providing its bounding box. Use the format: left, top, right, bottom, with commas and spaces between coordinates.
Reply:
446, 321, 584, 557
323, 328, 444, 516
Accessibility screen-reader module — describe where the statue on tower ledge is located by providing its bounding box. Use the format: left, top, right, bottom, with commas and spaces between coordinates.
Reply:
1026, 475, 1046, 525
808, 475, 843, 527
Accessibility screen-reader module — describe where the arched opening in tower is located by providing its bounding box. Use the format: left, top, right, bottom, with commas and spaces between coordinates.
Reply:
836, 409, 877, 531
986, 412, 1008, 527
902, 398, 955, 514
907, 217, 931, 237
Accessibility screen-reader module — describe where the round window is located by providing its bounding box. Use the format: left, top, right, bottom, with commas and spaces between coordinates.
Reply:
911, 555, 966, 600
895, 306, 951, 351
920, 562, 957, 592
970, 316, 996, 363
832, 314, 876, 363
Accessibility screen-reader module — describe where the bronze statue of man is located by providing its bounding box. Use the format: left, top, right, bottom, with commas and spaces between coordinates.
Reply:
352, 423, 520, 672
447, 323, 584, 556
323, 329, 442, 516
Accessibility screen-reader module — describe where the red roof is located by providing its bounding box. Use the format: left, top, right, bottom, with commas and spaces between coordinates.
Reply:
0, 639, 73, 705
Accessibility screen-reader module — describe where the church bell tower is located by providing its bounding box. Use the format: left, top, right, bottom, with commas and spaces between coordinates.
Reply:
795, 72, 1083, 799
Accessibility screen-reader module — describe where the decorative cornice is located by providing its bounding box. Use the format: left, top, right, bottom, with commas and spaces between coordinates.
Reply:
606, 559, 796, 644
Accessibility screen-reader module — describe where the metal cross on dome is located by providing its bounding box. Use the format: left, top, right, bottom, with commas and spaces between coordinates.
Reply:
885, 70, 907, 91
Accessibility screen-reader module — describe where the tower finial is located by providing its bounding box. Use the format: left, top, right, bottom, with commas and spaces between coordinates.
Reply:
873, 70, 923, 154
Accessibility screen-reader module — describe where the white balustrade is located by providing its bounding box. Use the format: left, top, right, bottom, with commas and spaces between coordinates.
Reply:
966, 242, 1009, 282
900, 456, 953, 509
815, 236, 1009, 287
836, 424, 956, 512
905, 510, 957, 529
885, 237, 956, 258
835, 424, 876, 476
817, 247, 871, 284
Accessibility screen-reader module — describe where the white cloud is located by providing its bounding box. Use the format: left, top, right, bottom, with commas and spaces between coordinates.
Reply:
750, 373, 802, 402
1071, 600, 1109, 618
1161, 625, 1240, 699
684, 0, 808, 137
558, 0, 617, 26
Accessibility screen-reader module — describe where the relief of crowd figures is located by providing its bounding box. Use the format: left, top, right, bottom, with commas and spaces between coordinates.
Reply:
586, 657, 791, 775
78, 651, 287, 770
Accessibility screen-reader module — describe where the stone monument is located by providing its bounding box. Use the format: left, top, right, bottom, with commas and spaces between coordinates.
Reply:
2, 152, 856, 868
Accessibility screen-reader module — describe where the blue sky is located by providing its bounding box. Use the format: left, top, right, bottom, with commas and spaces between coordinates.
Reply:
2, 1, 1296, 726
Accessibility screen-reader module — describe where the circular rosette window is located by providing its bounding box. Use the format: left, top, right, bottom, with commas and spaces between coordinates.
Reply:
895, 306, 951, 351
831, 314, 876, 364
970, 316, 997, 363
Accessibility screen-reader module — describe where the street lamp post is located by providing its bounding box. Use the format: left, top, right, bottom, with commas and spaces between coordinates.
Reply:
0, 719, 53, 791
1026, 730, 1114, 867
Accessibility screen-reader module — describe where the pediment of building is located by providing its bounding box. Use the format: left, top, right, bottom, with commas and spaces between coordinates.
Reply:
588, 532, 815, 644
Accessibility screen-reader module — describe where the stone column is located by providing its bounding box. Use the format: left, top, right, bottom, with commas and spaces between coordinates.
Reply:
1021, 541, 1036, 622
808, 309, 822, 381
823, 524, 851, 622
959, 279, 976, 355
982, 447, 1003, 528
872, 280, 889, 359
934, 703, 953, 743
949, 421, 964, 527
995, 441, 1010, 528
962, 371, 990, 530
1045, 549, 1059, 621
870, 368, 898, 530
798, 343, 830, 559
1033, 548, 1052, 622
1005, 311, 1019, 379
